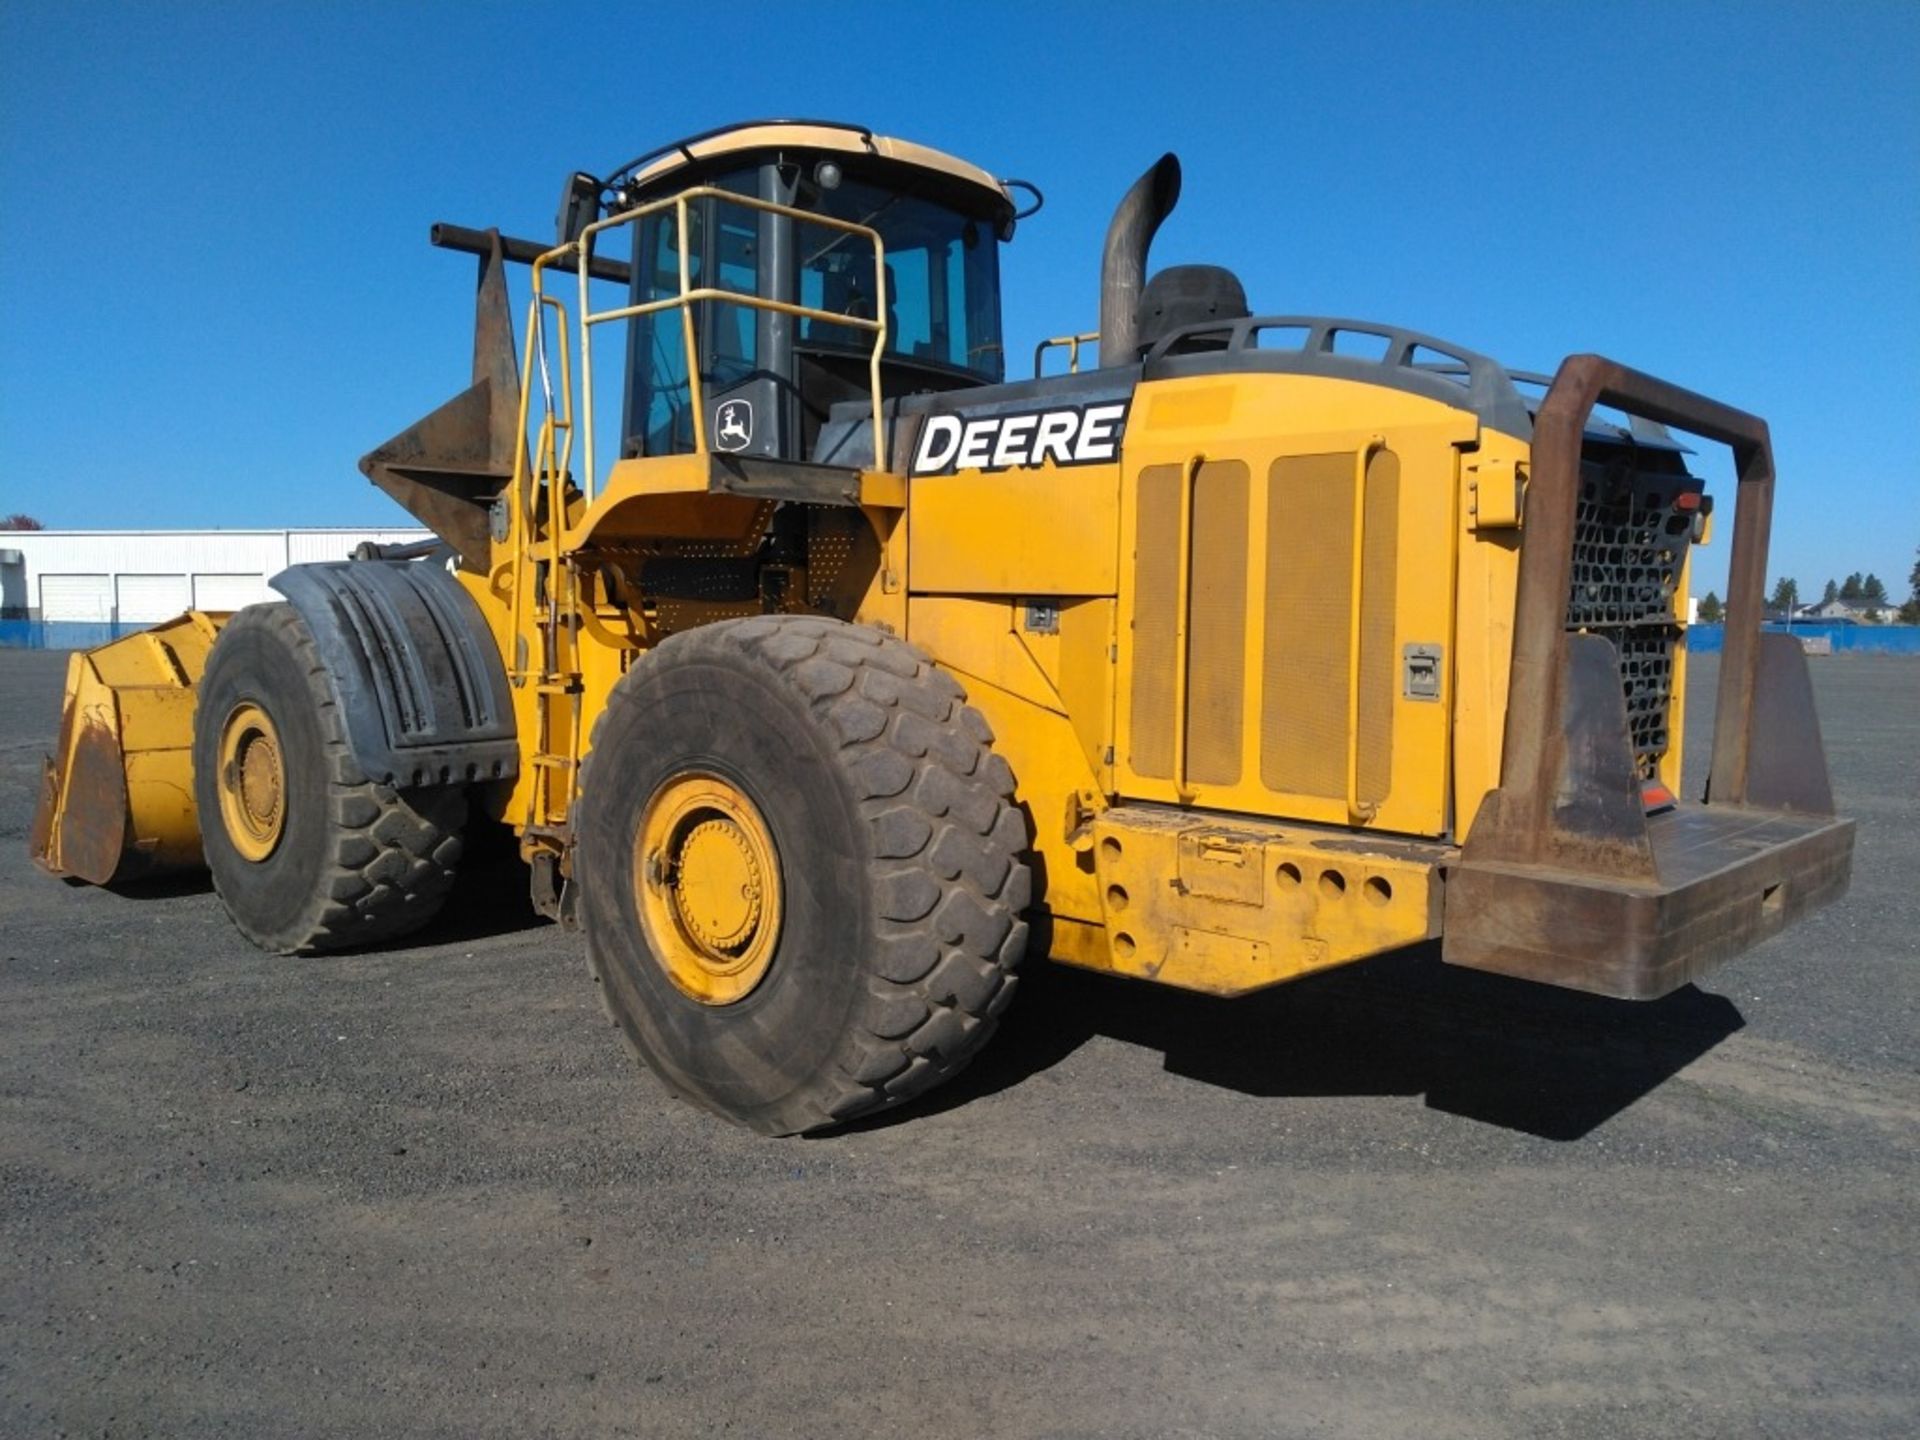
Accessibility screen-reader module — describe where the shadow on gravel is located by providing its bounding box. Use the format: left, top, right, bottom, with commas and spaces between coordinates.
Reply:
103, 817, 551, 948
876, 944, 1746, 1142
99, 870, 216, 899
381, 818, 549, 949
418, 857, 548, 945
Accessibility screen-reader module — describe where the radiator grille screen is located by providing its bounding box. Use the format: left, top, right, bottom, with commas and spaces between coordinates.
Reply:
1567, 461, 1692, 780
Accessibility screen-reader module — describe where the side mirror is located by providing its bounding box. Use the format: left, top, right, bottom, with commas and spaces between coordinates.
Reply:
555, 172, 601, 247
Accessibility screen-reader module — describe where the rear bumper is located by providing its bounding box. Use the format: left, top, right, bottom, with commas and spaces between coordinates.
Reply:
1443, 804, 1854, 999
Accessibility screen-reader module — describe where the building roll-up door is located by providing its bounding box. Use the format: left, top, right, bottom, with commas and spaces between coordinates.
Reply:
192, 574, 271, 612
39, 574, 114, 622
115, 573, 192, 623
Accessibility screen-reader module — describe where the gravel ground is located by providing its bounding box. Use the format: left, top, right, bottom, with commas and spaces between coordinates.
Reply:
2, 646, 1915, 1439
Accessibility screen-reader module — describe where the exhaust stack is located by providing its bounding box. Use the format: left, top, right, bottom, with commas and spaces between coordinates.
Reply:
1099, 154, 1182, 368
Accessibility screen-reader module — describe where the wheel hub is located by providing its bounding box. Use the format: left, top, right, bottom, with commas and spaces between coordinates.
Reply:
673, 818, 765, 952
216, 701, 286, 862
634, 773, 783, 1005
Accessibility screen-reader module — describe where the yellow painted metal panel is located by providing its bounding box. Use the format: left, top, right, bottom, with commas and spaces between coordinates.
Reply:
1116, 373, 1466, 838
906, 596, 1059, 711
1055, 598, 1117, 788
1260, 453, 1354, 800
1665, 553, 1692, 800
852, 504, 909, 636
973, 686, 1106, 926
29, 610, 228, 884
114, 684, 197, 752
1142, 383, 1236, 431
1185, 460, 1249, 787
902, 599, 1105, 925
1357, 447, 1400, 805
1128, 464, 1183, 778
1135, 373, 1480, 444
907, 462, 1120, 595
1466, 456, 1524, 529
902, 593, 1112, 925
858, 470, 907, 507
1048, 806, 1449, 995
1449, 432, 1525, 842
1048, 915, 1112, 972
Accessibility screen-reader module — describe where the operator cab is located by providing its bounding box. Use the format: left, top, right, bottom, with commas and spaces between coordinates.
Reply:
582, 121, 1017, 468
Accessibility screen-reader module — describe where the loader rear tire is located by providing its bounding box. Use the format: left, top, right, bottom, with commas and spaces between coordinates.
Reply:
192, 602, 466, 955
576, 616, 1030, 1135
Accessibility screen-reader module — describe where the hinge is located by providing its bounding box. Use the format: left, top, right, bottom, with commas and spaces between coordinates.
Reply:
1466, 458, 1524, 529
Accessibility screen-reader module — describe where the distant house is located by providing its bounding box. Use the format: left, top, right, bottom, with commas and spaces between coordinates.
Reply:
1759, 604, 1844, 625
1808, 598, 1878, 623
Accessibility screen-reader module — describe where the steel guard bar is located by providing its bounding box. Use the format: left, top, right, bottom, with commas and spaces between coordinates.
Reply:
1444, 354, 1852, 999
1503, 354, 1781, 850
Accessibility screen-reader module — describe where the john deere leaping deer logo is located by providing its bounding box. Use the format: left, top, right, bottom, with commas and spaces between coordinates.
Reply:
716, 399, 753, 453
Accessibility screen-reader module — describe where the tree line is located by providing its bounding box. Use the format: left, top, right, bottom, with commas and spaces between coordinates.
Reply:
1700, 547, 1920, 624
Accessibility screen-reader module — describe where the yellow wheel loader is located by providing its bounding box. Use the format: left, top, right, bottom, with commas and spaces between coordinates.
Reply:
32, 119, 1854, 1133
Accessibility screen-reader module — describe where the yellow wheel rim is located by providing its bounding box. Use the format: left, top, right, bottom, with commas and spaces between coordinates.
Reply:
216, 701, 287, 863
633, 772, 784, 1006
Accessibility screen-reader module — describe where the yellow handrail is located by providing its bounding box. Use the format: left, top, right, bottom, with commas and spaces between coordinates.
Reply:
503, 184, 893, 836
507, 289, 573, 683
559, 184, 893, 491
1034, 331, 1099, 377
502, 278, 584, 828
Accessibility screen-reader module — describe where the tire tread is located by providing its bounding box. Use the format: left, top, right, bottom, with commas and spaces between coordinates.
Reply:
203, 604, 465, 954
582, 615, 1029, 1133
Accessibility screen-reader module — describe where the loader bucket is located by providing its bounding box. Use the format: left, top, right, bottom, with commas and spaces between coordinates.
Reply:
29, 611, 228, 885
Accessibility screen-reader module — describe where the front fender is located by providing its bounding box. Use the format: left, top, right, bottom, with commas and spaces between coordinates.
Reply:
271, 559, 518, 788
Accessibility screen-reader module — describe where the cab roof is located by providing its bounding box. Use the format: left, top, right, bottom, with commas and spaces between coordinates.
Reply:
611, 119, 1012, 216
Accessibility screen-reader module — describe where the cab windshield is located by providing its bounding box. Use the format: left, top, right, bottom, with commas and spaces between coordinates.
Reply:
796, 179, 1004, 383
622, 166, 1005, 459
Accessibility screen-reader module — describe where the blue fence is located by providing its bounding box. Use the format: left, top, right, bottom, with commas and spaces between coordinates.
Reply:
1686, 623, 1920, 655
9, 616, 1917, 657
0, 619, 148, 651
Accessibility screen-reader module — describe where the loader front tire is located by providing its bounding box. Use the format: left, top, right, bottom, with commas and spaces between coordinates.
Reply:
192, 603, 466, 955
576, 616, 1030, 1135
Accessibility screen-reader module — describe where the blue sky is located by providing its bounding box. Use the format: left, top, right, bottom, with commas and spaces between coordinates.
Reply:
2, 1, 1915, 601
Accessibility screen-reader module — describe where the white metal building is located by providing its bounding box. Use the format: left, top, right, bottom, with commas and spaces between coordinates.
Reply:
1, 528, 432, 629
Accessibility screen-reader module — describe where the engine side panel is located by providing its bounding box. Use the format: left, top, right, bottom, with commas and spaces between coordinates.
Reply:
1113, 373, 1474, 839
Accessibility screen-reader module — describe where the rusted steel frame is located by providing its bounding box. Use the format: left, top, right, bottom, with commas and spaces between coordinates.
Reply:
431, 223, 633, 287
1498, 354, 1774, 860
359, 229, 527, 570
